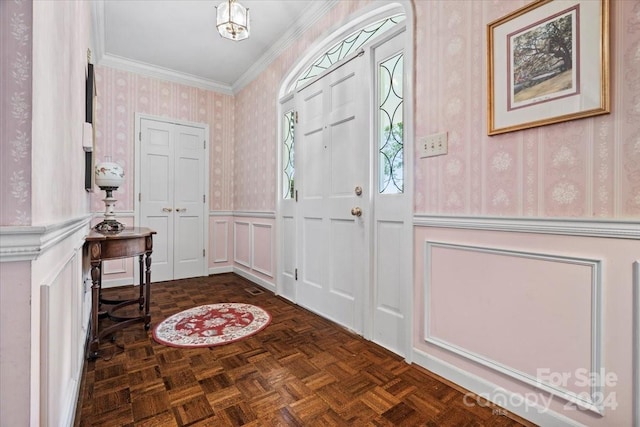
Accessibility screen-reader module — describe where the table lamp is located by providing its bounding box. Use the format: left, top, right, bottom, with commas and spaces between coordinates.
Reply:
94, 156, 125, 233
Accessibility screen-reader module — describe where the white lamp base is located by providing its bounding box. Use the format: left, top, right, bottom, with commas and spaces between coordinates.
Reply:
94, 188, 125, 233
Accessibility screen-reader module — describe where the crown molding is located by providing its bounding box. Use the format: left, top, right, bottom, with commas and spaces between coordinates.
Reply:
90, 0, 338, 95
232, 0, 340, 93
413, 214, 640, 239
91, 0, 232, 94
0, 214, 93, 262
98, 54, 234, 95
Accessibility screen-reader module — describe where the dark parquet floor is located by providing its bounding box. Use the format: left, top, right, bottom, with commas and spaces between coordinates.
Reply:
74, 273, 533, 427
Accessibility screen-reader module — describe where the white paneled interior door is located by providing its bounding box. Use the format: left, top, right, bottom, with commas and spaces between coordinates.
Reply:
139, 117, 207, 282
296, 51, 369, 333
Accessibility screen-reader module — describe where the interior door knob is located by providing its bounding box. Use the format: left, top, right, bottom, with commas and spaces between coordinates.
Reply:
176, 208, 187, 213
162, 208, 173, 212
351, 207, 362, 217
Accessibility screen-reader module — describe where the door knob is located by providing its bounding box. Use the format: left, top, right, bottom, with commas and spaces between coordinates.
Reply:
162, 208, 173, 212
176, 208, 187, 213
351, 207, 362, 217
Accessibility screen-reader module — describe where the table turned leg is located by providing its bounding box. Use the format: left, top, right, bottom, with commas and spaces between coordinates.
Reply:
88, 260, 101, 359
138, 254, 144, 310
144, 250, 152, 330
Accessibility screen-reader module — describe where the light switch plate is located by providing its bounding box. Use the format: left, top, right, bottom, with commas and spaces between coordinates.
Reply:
419, 132, 448, 158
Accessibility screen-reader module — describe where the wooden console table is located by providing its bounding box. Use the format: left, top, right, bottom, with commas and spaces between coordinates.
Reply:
85, 227, 156, 360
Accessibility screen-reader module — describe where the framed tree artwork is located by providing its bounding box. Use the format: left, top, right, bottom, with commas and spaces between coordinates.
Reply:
487, 0, 610, 135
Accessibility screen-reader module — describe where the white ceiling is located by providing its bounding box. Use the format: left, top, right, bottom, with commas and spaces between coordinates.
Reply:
92, 0, 337, 94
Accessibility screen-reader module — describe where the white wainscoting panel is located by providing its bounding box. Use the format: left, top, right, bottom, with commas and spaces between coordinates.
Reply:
103, 258, 128, 275
414, 221, 640, 426
39, 248, 84, 427
424, 241, 603, 413
213, 219, 229, 263
252, 223, 273, 277
234, 221, 251, 268
231, 215, 276, 290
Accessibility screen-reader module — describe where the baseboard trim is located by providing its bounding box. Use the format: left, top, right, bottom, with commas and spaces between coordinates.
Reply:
232, 267, 276, 293
209, 266, 233, 275
411, 349, 585, 427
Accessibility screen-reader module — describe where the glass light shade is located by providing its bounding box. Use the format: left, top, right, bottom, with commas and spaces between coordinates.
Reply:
95, 157, 125, 189
216, 0, 249, 41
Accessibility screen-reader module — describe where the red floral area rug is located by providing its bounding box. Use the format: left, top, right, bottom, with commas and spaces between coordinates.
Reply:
152, 303, 271, 348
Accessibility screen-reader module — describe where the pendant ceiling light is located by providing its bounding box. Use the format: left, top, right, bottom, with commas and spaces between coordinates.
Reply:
216, 0, 250, 41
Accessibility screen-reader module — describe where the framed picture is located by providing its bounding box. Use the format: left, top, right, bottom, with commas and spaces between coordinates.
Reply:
487, 0, 609, 135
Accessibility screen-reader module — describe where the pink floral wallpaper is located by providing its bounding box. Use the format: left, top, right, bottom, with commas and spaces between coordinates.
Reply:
93, 0, 640, 220
93, 67, 235, 212
30, 0, 91, 225
0, 0, 32, 226
413, 0, 640, 218
232, 0, 370, 211
233, 0, 639, 219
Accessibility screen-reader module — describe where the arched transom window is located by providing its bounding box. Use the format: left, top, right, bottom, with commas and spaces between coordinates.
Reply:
293, 14, 405, 91
282, 12, 406, 199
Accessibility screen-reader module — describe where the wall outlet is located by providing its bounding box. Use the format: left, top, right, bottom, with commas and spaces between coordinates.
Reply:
419, 132, 448, 158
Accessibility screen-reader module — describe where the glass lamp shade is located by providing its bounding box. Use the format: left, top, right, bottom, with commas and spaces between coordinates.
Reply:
216, 0, 249, 41
95, 158, 125, 189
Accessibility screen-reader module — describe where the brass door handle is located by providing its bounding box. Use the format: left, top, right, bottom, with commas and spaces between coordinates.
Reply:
351, 207, 362, 217
162, 208, 173, 212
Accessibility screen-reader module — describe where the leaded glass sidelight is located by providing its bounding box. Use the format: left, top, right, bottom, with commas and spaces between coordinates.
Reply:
282, 110, 295, 199
294, 15, 406, 90
379, 52, 404, 194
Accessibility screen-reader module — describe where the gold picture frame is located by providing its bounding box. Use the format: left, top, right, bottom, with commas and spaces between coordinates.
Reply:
487, 0, 609, 136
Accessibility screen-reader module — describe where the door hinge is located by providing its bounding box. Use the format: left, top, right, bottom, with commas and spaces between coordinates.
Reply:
203, 140, 206, 149
295, 111, 299, 123
138, 193, 141, 202
295, 268, 298, 280
203, 249, 206, 257
295, 190, 298, 202
139, 131, 141, 141
203, 195, 206, 203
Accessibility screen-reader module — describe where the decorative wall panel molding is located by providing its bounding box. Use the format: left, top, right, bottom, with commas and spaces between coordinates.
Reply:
251, 222, 274, 278
233, 211, 276, 219
232, 218, 275, 282
103, 259, 127, 275
213, 220, 229, 263
414, 215, 640, 239
233, 221, 251, 268
412, 349, 581, 427
209, 211, 233, 217
424, 241, 603, 414
39, 249, 84, 427
0, 214, 92, 262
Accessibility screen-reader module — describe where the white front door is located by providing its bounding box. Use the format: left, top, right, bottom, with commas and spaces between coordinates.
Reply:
296, 51, 369, 333
139, 117, 207, 282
